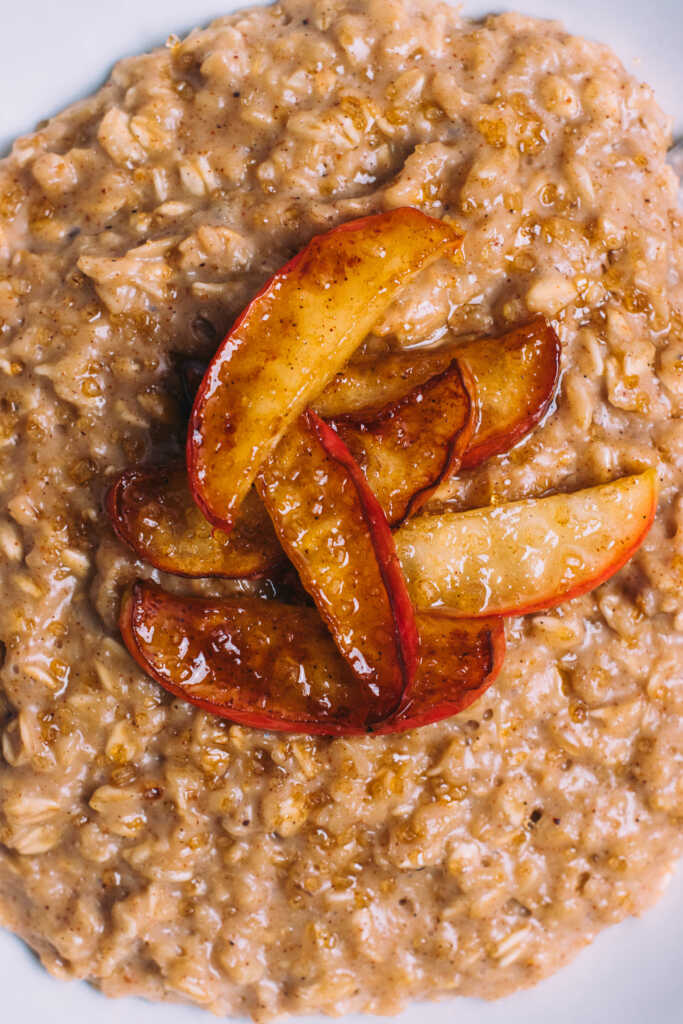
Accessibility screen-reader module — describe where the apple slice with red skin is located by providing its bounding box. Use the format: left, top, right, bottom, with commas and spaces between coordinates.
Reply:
314, 351, 451, 420
120, 583, 385, 734
328, 358, 476, 525
374, 614, 505, 733
187, 208, 462, 533
184, 316, 559, 465
395, 470, 658, 617
114, 318, 558, 579
121, 581, 505, 735
316, 316, 560, 468
456, 316, 560, 469
257, 409, 419, 704
183, 354, 477, 528
107, 462, 283, 579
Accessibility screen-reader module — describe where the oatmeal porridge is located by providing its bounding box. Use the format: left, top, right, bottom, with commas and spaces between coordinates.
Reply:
1, 0, 682, 1017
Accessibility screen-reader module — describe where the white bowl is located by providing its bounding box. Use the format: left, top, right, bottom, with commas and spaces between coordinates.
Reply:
1, 1, 682, 1021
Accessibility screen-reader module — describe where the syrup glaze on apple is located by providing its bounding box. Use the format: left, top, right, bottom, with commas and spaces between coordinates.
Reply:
0, 0, 681, 1018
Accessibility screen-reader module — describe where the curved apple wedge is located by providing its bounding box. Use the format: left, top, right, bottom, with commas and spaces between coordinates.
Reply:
314, 352, 448, 420
375, 614, 505, 733
329, 358, 476, 525
257, 410, 419, 707
120, 583, 386, 734
121, 583, 505, 735
396, 470, 658, 617
188, 208, 462, 532
107, 463, 283, 579
457, 316, 560, 468
315, 316, 560, 467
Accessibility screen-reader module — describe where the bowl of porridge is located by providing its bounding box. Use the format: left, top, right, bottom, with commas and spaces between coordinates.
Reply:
1, 0, 683, 1022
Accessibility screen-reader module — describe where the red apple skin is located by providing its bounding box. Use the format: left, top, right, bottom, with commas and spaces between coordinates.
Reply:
119, 584, 374, 736
306, 410, 420, 690
374, 614, 506, 733
459, 316, 561, 470
113, 318, 557, 583
314, 315, 561, 472
107, 462, 283, 579
121, 582, 505, 736
500, 476, 656, 619
328, 358, 476, 526
180, 317, 559, 529
503, 498, 657, 617
396, 470, 659, 618
187, 208, 462, 534
256, 410, 419, 715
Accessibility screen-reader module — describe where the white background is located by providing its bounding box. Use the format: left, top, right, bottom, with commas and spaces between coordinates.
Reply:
1, 1, 682, 1022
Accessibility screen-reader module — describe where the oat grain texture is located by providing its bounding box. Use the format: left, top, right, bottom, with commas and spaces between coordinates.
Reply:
0, 0, 682, 1017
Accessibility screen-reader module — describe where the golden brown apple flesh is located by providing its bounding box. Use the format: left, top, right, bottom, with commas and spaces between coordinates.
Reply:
457, 316, 560, 468
256, 410, 419, 711
316, 316, 560, 467
120, 583, 385, 734
329, 358, 476, 525
396, 470, 658, 616
374, 614, 505, 732
121, 582, 505, 735
107, 462, 283, 578
188, 208, 462, 532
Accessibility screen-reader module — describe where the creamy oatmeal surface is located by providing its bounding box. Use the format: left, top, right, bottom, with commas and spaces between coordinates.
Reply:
0, 0, 682, 1016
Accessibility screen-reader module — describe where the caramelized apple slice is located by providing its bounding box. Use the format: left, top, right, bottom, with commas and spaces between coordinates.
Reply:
107, 463, 283, 578
316, 350, 452, 419
107, 359, 473, 578
375, 614, 505, 733
188, 208, 462, 531
139, 317, 556, 579
257, 410, 418, 703
315, 316, 560, 468
120, 583, 385, 734
457, 316, 560, 468
329, 358, 476, 525
122, 583, 504, 735
396, 470, 658, 616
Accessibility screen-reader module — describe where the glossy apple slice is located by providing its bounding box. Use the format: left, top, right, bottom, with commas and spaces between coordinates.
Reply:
107, 462, 283, 578
107, 358, 473, 578
375, 614, 505, 733
316, 316, 560, 467
188, 208, 462, 532
457, 316, 560, 468
121, 582, 505, 735
396, 470, 658, 617
328, 358, 476, 525
257, 410, 418, 705
120, 583, 384, 734
314, 350, 449, 419
132, 317, 556, 579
